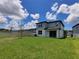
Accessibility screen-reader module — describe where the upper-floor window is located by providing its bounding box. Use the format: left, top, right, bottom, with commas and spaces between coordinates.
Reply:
38, 24, 42, 27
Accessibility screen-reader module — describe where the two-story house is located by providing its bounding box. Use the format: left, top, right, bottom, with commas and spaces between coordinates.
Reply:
36, 20, 64, 38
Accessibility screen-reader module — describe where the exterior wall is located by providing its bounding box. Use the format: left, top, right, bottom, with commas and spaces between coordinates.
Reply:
73, 33, 79, 37
47, 30, 57, 38
36, 21, 64, 38
46, 29, 64, 38
73, 29, 79, 37
36, 29, 64, 38
46, 31, 49, 37
36, 22, 48, 37
56, 23, 64, 38
48, 22, 60, 29
60, 23, 64, 38
60, 29, 64, 38
57, 29, 64, 38
57, 30, 60, 38
73, 25, 79, 37
36, 23, 48, 29
48, 22, 64, 38
42, 30, 46, 36
36, 29, 48, 37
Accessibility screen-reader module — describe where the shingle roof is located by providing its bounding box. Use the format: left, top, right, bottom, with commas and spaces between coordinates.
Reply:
36, 20, 64, 27
72, 23, 79, 28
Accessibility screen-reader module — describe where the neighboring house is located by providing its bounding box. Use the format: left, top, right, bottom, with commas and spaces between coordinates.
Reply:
65, 30, 73, 37
72, 24, 79, 37
36, 20, 64, 38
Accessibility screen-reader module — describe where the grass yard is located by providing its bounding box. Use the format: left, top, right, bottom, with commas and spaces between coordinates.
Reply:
0, 37, 79, 59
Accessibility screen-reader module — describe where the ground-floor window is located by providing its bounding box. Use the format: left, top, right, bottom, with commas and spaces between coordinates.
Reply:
38, 30, 42, 35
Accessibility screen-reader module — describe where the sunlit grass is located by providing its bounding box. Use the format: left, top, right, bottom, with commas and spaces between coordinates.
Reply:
0, 37, 78, 59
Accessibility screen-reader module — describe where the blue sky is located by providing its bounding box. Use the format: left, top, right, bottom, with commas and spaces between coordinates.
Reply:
0, 0, 79, 30
21, 0, 79, 30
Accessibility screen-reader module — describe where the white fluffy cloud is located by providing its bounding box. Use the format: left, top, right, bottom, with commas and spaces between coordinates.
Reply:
24, 13, 40, 29
0, 16, 7, 23
46, 2, 79, 24
56, 3, 79, 24
57, 4, 69, 14
69, 3, 79, 15
0, 0, 29, 20
5, 20, 20, 30
24, 20, 38, 29
46, 2, 58, 21
46, 12, 57, 21
30, 14, 40, 20
64, 14, 79, 24
0, 0, 29, 30
51, 2, 58, 11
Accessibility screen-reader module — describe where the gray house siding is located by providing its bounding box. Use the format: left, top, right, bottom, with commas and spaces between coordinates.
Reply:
36, 30, 47, 37
72, 24, 79, 37
36, 21, 64, 38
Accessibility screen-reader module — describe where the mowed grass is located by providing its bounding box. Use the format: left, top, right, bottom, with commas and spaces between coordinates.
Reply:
0, 37, 79, 59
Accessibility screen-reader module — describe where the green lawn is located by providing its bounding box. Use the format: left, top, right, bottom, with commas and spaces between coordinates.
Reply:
0, 37, 79, 59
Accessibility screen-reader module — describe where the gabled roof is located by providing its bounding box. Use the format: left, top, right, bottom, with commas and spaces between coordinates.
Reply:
72, 23, 79, 28
48, 20, 64, 27
36, 20, 64, 27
